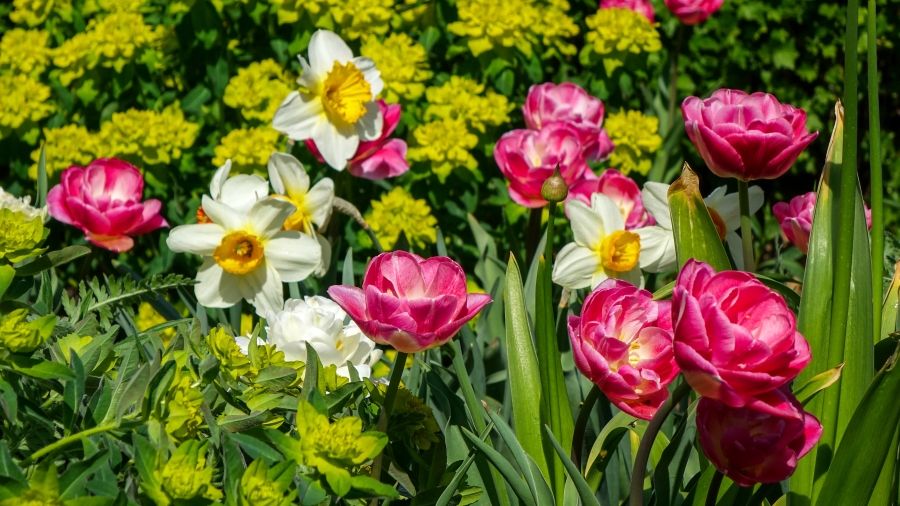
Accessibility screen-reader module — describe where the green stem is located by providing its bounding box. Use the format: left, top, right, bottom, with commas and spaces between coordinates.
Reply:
571, 384, 601, 468
370, 352, 408, 484
706, 471, 724, 506
867, 0, 884, 343
629, 380, 692, 506
22, 422, 123, 466
366, 227, 385, 254
831, 0, 861, 364
667, 25, 685, 133
543, 201, 558, 266
737, 180, 755, 272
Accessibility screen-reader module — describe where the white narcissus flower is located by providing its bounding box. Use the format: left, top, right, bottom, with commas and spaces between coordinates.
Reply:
642, 182, 763, 268
266, 296, 382, 379
552, 193, 672, 290
167, 196, 322, 317
207, 159, 270, 215
272, 30, 384, 171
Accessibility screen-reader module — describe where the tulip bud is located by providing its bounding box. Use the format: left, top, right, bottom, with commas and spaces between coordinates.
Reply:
541, 166, 569, 203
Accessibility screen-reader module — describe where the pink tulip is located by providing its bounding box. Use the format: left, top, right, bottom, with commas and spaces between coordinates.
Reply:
570, 169, 654, 230
522, 82, 615, 162
664, 0, 724, 24
672, 259, 811, 418
697, 389, 822, 486
600, 0, 655, 22
568, 279, 678, 420
773, 192, 872, 254
306, 100, 409, 180
682, 89, 818, 181
494, 123, 590, 208
47, 158, 168, 252
327, 251, 492, 353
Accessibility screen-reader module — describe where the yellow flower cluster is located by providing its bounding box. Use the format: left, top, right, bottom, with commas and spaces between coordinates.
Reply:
29, 125, 98, 179
408, 118, 479, 182
84, 0, 146, 12
135, 302, 178, 345
605, 110, 662, 176
165, 375, 205, 440
267, 0, 325, 25
268, 0, 393, 39
424, 76, 512, 133
9, 0, 72, 26
0, 75, 54, 140
361, 34, 433, 103
366, 187, 438, 251
585, 8, 661, 74
53, 12, 171, 85
212, 128, 281, 174
0, 29, 52, 76
448, 0, 577, 57
96, 104, 199, 166
223, 59, 293, 122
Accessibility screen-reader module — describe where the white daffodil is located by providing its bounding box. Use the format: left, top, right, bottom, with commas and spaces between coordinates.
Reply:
642, 182, 763, 268
636, 182, 677, 274
196, 159, 270, 225
0, 186, 47, 223
266, 296, 382, 379
272, 30, 384, 171
552, 193, 672, 290
167, 196, 322, 317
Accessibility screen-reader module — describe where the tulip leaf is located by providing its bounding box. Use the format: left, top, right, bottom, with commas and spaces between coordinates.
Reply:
37, 144, 47, 208
666, 164, 731, 272
15, 246, 92, 277
585, 411, 634, 490
460, 427, 536, 506
793, 363, 844, 405
880, 260, 900, 341
503, 254, 550, 482
542, 425, 601, 506
486, 408, 554, 506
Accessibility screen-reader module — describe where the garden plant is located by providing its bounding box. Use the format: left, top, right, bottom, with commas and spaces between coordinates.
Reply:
0, 0, 899, 505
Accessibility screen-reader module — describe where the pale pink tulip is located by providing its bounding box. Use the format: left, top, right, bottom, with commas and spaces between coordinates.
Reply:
328, 251, 492, 353
568, 279, 678, 420
664, 0, 724, 24
306, 100, 409, 180
600, 0, 655, 22
494, 123, 589, 208
672, 259, 811, 418
522, 82, 615, 161
773, 192, 871, 254
47, 158, 168, 252
570, 169, 654, 230
698, 389, 822, 486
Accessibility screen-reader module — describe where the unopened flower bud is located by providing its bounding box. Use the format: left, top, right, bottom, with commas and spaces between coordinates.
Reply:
541, 166, 569, 203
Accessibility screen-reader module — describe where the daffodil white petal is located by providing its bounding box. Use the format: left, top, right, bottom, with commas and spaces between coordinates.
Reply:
552, 243, 599, 290
635, 226, 677, 273
313, 234, 331, 278
352, 56, 384, 97
266, 231, 322, 282
308, 30, 354, 76
195, 259, 242, 308
315, 122, 359, 171
296, 56, 317, 90
355, 100, 384, 142
642, 182, 672, 230
273, 91, 325, 140
240, 263, 283, 317
210, 159, 232, 200
602, 266, 643, 289
248, 198, 296, 239
566, 199, 605, 249
268, 152, 310, 197
220, 174, 269, 215
592, 193, 626, 232
705, 186, 764, 233
201, 195, 246, 232
339, 364, 370, 380
306, 179, 335, 228
724, 230, 744, 270
166, 224, 225, 256
234, 335, 250, 355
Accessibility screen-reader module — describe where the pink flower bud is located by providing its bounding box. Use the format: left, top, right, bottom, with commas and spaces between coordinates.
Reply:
47, 158, 168, 252
600, 0, 655, 22
570, 169, 654, 230
522, 82, 614, 162
568, 279, 679, 420
697, 389, 822, 486
328, 251, 492, 353
672, 259, 811, 418
774, 191, 872, 254
664, 0, 724, 25
682, 89, 818, 181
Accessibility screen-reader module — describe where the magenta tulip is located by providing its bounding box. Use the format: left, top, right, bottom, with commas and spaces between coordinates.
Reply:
568, 279, 678, 420
773, 192, 871, 254
664, 0, 724, 25
600, 0, 655, 22
328, 251, 492, 353
672, 259, 811, 417
306, 100, 409, 180
494, 123, 590, 208
47, 158, 168, 252
697, 389, 822, 486
570, 169, 654, 230
522, 82, 614, 162
682, 89, 818, 181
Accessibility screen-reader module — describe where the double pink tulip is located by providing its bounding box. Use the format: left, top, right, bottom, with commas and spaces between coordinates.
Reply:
600, 0, 655, 22
568, 279, 678, 420
664, 0, 724, 25
47, 158, 168, 252
522, 82, 615, 162
306, 100, 409, 180
698, 389, 822, 486
773, 191, 871, 254
571, 169, 654, 230
494, 123, 589, 208
328, 251, 492, 353
682, 89, 818, 181
672, 259, 811, 418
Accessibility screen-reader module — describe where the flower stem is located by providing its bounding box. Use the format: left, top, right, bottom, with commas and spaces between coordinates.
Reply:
370, 351, 408, 483
525, 207, 543, 266
706, 471, 725, 506
571, 384, 601, 468
867, 0, 884, 342
543, 201, 558, 266
737, 180, 755, 272
22, 421, 133, 466
667, 25, 685, 133
629, 380, 692, 506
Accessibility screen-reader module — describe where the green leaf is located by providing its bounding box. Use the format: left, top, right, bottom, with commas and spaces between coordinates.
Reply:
347, 475, 401, 499
0, 265, 14, 299
15, 246, 91, 277
793, 363, 844, 405
485, 409, 553, 506
342, 247, 354, 286
880, 261, 900, 341
460, 427, 536, 506
683, 466, 719, 506
541, 425, 601, 506
667, 164, 731, 272
255, 366, 297, 391
115, 365, 150, 423
13, 360, 76, 381
229, 432, 281, 463
58, 450, 109, 499
303, 342, 320, 402
219, 411, 269, 433
37, 144, 47, 208
503, 254, 550, 481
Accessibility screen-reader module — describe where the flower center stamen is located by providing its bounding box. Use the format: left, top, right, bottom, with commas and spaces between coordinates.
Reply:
321, 61, 371, 124
214, 231, 264, 275
599, 230, 641, 272
196, 206, 213, 224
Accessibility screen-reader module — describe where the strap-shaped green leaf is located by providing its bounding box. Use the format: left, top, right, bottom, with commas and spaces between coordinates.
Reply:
667, 164, 731, 272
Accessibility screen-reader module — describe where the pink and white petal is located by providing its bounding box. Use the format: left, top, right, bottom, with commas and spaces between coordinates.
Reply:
46, 185, 76, 226
166, 224, 224, 255
248, 198, 296, 239
195, 258, 242, 308
86, 234, 134, 253
267, 152, 310, 197
66, 197, 110, 235
327, 285, 369, 321
265, 232, 322, 282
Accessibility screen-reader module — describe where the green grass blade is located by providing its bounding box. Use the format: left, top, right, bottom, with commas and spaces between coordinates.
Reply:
542, 425, 601, 506
866, 0, 884, 345
667, 163, 731, 272
460, 427, 537, 506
